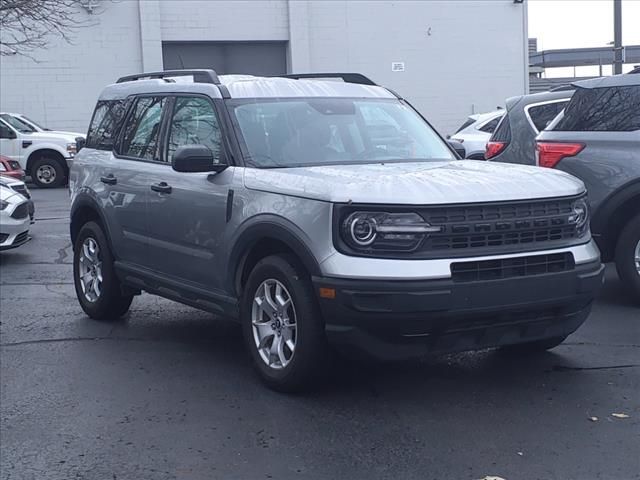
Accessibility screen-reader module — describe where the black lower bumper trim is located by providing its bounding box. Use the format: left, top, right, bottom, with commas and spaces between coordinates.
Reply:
313, 260, 604, 360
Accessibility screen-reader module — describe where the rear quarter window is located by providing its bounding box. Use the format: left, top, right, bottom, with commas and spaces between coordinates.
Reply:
527, 101, 568, 132
555, 86, 640, 132
489, 113, 511, 143
478, 115, 502, 134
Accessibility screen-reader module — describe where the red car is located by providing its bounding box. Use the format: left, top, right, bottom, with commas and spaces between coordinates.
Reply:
0, 155, 25, 181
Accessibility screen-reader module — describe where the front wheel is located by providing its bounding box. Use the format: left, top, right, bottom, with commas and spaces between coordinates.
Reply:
31, 156, 65, 188
615, 214, 640, 304
241, 254, 329, 392
73, 221, 133, 320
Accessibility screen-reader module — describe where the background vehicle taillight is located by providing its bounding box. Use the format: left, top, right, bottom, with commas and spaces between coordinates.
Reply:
484, 141, 507, 160
536, 142, 585, 168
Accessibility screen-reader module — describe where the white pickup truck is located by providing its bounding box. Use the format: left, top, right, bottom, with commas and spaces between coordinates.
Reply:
0, 112, 84, 188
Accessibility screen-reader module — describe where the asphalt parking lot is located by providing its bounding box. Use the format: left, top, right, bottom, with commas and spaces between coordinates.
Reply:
1, 188, 639, 480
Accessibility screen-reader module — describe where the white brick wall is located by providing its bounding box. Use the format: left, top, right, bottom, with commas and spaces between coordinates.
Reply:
159, 0, 289, 41
0, 0, 527, 135
0, 0, 143, 133
298, 0, 528, 134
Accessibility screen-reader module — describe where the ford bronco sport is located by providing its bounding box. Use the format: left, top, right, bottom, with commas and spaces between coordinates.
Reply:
70, 70, 604, 391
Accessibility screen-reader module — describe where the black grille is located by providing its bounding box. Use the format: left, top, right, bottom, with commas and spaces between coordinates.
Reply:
451, 252, 575, 283
418, 197, 582, 257
13, 231, 29, 245
10, 203, 29, 220
0, 233, 8, 243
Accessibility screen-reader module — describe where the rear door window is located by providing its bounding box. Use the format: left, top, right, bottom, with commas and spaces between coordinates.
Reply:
555, 86, 640, 131
527, 100, 569, 132
86, 100, 129, 150
120, 96, 167, 160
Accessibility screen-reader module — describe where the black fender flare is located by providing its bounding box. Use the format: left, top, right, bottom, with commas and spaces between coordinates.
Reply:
225, 215, 322, 295
69, 190, 115, 253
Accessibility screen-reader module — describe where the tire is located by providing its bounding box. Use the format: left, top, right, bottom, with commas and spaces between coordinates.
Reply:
241, 254, 329, 392
615, 214, 640, 303
501, 336, 567, 354
73, 221, 133, 321
31, 156, 65, 188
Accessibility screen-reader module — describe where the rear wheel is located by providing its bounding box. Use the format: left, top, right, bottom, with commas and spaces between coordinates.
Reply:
241, 254, 329, 392
615, 214, 640, 303
501, 335, 567, 354
31, 156, 65, 188
73, 221, 133, 320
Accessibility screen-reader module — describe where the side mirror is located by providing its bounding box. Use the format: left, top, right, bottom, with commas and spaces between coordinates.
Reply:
171, 145, 227, 173
0, 125, 17, 140
447, 140, 466, 159
75, 136, 86, 152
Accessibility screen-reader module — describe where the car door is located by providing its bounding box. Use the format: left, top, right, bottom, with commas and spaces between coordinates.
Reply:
144, 95, 232, 294
98, 96, 168, 268
0, 120, 21, 163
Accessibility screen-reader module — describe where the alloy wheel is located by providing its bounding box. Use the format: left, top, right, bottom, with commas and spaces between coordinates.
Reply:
78, 237, 103, 302
251, 279, 297, 370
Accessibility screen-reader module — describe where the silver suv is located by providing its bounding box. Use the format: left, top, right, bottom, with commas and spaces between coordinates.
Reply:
70, 70, 604, 391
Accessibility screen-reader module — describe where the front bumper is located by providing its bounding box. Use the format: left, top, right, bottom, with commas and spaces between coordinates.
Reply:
0, 213, 31, 251
314, 259, 604, 360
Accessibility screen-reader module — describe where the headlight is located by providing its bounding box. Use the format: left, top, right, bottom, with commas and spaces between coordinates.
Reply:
570, 197, 590, 236
66, 143, 77, 156
0, 199, 8, 211
341, 211, 441, 252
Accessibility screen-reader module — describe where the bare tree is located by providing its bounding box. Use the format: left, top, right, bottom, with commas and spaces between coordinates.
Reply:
0, 0, 99, 58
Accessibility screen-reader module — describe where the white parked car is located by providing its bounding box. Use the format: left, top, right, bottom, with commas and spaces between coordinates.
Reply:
0, 112, 84, 188
0, 183, 31, 251
449, 110, 504, 160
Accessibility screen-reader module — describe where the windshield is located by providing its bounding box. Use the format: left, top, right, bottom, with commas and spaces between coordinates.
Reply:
0, 114, 37, 133
231, 98, 454, 168
21, 115, 46, 131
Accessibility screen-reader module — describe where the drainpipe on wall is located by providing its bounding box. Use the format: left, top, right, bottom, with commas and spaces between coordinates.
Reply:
138, 0, 164, 72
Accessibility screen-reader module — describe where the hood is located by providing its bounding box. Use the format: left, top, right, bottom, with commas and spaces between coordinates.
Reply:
47, 130, 85, 138
0, 184, 23, 203
243, 161, 585, 204
21, 131, 80, 142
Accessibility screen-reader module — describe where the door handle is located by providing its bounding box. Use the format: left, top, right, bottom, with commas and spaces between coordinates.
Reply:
150, 182, 172, 194
100, 174, 117, 185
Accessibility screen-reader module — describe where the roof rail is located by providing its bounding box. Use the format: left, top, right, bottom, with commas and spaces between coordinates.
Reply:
279, 73, 377, 86
549, 84, 574, 92
116, 69, 220, 84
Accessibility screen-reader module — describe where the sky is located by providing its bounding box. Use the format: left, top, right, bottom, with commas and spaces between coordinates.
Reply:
528, 0, 640, 76
529, 0, 640, 50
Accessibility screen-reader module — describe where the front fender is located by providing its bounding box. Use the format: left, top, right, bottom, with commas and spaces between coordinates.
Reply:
224, 214, 323, 295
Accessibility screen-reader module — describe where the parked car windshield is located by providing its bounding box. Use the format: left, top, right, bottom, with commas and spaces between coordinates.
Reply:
20, 115, 47, 131
0, 113, 37, 133
231, 98, 454, 168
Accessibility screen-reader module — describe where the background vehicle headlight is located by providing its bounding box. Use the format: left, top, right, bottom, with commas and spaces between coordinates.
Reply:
66, 143, 77, 156
0, 199, 8, 211
341, 211, 440, 252
570, 197, 590, 235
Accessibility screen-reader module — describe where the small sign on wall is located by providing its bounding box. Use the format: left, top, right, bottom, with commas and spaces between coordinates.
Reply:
391, 62, 405, 72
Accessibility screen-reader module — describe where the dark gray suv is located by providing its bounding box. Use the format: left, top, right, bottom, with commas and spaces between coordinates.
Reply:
486, 89, 573, 165
537, 74, 640, 301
